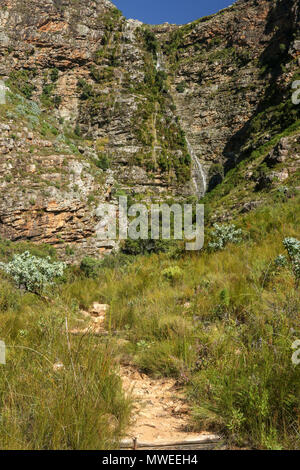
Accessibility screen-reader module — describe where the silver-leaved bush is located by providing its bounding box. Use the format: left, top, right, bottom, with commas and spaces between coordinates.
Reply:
0, 251, 66, 294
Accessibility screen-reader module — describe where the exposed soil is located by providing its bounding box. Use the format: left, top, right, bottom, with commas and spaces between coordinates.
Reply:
120, 364, 214, 444
71, 303, 220, 448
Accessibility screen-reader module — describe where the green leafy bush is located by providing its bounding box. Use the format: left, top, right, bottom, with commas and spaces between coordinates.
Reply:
176, 82, 186, 93
50, 68, 59, 82
274, 254, 288, 268
77, 78, 94, 100
0, 251, 65, 294
80, 257, 101, 279
122, 238, 174, 256
143, 28, 159, 57
8, 70, 37, 99
96, 153, 110, 171
208, 224, 243, 251
162, 266, 183, 283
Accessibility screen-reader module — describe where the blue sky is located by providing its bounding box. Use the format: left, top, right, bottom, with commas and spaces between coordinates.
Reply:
112, 0, 234, 25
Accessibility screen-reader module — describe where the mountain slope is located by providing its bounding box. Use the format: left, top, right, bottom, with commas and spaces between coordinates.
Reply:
0, 0, 299, 451
0, 0, 299, 257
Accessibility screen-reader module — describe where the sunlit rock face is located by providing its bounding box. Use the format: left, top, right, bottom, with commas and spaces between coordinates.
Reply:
0, 0, 299, 257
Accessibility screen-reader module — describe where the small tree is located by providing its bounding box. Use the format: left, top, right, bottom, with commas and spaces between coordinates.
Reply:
0, 251, 66, 294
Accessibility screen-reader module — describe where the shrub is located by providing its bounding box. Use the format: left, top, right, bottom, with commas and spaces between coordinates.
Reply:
53, 94, 62, 108
143, 28, 158, 57
162, 266, 183, 283
80, 257, 101, 279
176, 82, 186, 93
283, 237, 300, 280
8, 70, 36, 99
50, 68, 59, 82
279, 43, 286, 53
122, 238, 174, 256
0, 251, 65, 294
208, 224, 243, 251
155, 70, 167, 92
102, 7, 122, 31
77, 79, 94, 100
274, 254, 288, 268
96, 153, 110, 171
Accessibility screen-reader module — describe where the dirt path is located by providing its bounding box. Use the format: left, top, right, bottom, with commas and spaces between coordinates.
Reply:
71, 303, 221, 448
120, 365, 218, 446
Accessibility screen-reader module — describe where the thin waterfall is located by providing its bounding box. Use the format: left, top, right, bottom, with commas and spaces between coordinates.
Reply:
156, 50, 165, 72
154, 49, 206, 197
186, 138, 207, 198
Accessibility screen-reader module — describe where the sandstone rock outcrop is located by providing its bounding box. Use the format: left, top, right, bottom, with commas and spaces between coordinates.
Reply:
0, 0, 299, 257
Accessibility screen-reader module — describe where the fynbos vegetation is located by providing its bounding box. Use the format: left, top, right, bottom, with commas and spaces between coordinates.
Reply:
0, 0, 299, 452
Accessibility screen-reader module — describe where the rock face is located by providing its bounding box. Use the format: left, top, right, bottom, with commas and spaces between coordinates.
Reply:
0, 0, 299, 257
159, 0, 300, 173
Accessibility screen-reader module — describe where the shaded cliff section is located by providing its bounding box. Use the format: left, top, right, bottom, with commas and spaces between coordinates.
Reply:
158, 0, 300, 190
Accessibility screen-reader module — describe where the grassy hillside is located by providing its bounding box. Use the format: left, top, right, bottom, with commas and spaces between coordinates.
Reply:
95, 195, 299, 449
0, 0, 299, 451
0, 192, 299, 449
0, 240, 131, 450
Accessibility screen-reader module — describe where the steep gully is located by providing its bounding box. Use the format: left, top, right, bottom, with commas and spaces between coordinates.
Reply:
156, 50, 207, 198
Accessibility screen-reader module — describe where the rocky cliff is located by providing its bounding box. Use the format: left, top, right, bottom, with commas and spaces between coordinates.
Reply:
0, 0, 299, 257
160, 0, 300, 184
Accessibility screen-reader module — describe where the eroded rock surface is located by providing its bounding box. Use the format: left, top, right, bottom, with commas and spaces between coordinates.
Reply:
0, 0, 299, 256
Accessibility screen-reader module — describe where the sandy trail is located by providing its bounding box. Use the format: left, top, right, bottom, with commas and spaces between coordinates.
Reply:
71, 303, 220, 448
120, 364, 213, 444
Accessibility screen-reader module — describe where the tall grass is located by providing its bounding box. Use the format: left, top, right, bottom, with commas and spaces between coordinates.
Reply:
0, 195, 299, 449
0, 285, 131, 449
73, 195, 299, 449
